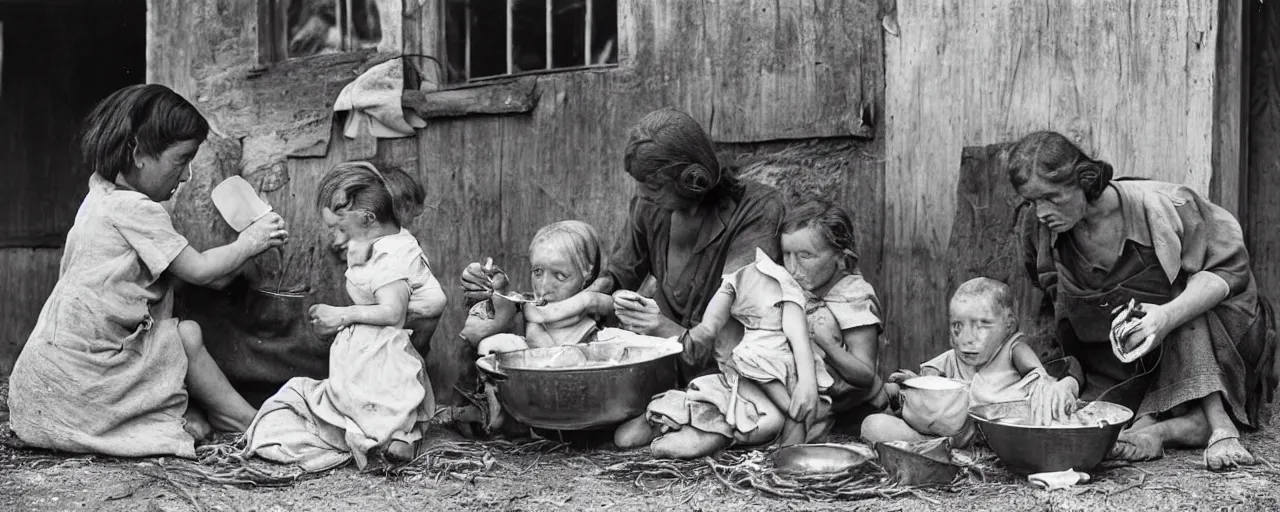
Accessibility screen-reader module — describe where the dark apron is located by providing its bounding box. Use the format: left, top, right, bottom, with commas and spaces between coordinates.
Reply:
1055, 241, 1174, 412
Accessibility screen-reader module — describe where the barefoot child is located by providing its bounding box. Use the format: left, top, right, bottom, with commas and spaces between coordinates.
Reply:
458, 220, 615, 434
242, 161, 446, 471
7, 84, 287, 458
861, 277, 1050, 447
681, 247, 830, 448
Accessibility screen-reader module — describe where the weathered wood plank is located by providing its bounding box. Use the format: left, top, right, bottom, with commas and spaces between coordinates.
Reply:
884, 0, 1225, 369
707, 0, 880, 142
947, 144, 1055, 358
1211, 0, 1245, 218
0, 249, 61, 376
1247, 0, 1280, 305
402, 77, 540, 118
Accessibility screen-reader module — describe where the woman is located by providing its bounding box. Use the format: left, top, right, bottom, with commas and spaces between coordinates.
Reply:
1011, 131, 1278, 471
7, 84, 288, 458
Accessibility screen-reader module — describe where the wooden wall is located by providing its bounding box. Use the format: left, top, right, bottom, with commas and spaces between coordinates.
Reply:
1248, 0, 1280, 305
0, 1, 146, 375
882, 0, 1238, 372
148, 0, 885, 405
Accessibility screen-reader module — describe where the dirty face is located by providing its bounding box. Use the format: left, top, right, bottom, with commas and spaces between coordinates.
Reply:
129, 139, 199, 202
948, 295, 1014, 367
528, 239, 587, 303
321, 207, 377, 260
781, 225, 842, 292
1016, 175, 1088, 234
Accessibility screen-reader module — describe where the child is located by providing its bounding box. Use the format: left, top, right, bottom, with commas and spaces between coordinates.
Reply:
780, 201, 891, 415
7, 84, 285, 458
861, 277, 1049, 447
682, 247, 832, 448
242, 161, 446, 472
458, 220, 615, 434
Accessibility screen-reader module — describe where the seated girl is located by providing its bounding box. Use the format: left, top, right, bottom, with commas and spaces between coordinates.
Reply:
242, 161, 447, 472
457, 220, 615, 433
8, 84, 286, 458
780, 201, 891, 416
861, 277, 1049, 447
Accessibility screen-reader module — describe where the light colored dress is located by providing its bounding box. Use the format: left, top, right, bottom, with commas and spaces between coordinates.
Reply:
8, 174, 196, 457
243, 229, 441, 472
723, 248, 834, 391
921, 332, 1039, 406
805, 272, 887, 410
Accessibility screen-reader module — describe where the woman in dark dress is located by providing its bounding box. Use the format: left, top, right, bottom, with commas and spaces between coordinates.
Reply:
1011, 131, 1278, 470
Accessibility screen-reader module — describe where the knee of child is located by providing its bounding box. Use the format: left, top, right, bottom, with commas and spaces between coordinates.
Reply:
860, 413, 910, 443
177, 320, 205, 353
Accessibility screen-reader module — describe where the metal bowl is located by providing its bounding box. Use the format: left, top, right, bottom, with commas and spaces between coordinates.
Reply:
970, 400, 1133, 475
477, 332, 681, 431
772, 443, 876, 475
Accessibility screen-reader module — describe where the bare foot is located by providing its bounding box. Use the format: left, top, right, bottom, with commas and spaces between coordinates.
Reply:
1109, 431, 1164, 461
1205, 433, 1256, 471
183, 408, 213, 441
386, 440, 416, 463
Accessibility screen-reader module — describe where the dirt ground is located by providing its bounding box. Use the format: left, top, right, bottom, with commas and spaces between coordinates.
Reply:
3, 381, 1280, 512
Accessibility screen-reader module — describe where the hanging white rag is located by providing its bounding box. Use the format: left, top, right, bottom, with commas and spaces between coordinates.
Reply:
1028, 469, 1091, 490
333, 59, 429, 139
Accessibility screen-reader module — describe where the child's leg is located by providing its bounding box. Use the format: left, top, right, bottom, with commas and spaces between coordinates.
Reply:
182, 406, 214, 441
651, 428, 732, 460
760, 380, 811, 448
614, 415, 663, 449
860, 413, 930, 444
484, 381, 505, 432
178, 320, 256, 432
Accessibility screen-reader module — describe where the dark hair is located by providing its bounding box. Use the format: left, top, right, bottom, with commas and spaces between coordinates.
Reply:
623, 108, 739, 201
79, 84, 210, 181
781, 200, 859, 270
316, 161, 426, 228
1006, 131, 1113, 202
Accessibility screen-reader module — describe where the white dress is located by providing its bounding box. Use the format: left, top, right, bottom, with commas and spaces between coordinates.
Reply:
243, 229, 441, 471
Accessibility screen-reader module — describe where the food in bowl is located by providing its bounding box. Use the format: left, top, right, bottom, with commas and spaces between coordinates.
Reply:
900, 376, 970, 437
970, 400, 1134, 474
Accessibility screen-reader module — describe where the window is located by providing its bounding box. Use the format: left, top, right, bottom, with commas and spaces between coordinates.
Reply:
259, 0, 384, 64
442, 0, 618, 84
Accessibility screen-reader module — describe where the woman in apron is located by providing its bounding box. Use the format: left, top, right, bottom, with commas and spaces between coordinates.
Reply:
1009, 131, 1278, 471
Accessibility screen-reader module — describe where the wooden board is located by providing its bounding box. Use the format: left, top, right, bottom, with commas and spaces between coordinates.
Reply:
884, 0, 1225, 369
0, 1, 145, 245
707, 0, 880, 142
1247, 0, 1280, 305
0, 249, 61, 376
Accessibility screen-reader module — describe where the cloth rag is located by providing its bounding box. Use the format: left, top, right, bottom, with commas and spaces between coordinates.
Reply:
1028, 469, 1090, 490
334, 59, 429, 139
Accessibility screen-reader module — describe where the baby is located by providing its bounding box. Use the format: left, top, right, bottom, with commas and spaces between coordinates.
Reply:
861, 277, 1049, 448
684, 247, 832, 448
459, 220, 615, 434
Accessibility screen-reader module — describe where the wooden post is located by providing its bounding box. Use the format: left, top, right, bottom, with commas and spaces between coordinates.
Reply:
585, 0, 593, 65
506, 0, 514, 75
1212, 0, 1244, 218
546, 0, 553, 69
464, 1, 471, 81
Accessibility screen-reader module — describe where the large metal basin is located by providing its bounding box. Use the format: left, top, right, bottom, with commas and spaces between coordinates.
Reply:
971, 400, 1133, 474
477, 330, 681, 431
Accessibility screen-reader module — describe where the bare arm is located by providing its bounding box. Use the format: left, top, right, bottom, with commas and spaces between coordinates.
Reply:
814, 325, 879, 388
1011, 341, 1047, 375
339, 282, 411, 327
168, 242, 256, 286
781, 302, 818, 386
1163, 271, 1230, 329
687, 289, 734, 342
523, 291, 614, 324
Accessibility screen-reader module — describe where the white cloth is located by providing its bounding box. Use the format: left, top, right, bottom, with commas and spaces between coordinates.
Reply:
334, 59, 428, 139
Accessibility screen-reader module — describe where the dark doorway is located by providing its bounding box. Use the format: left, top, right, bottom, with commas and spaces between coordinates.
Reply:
0, 0, 147, 249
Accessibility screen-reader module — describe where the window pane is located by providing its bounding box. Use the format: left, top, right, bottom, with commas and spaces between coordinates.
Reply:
285, 0, 382, 59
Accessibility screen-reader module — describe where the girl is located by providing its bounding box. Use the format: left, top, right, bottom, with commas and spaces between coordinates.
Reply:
8, 84, 287, 458
458, 220, 615, 434
680, 247, 829, 447
780, 201, 890, 416
242, 161, 446, 471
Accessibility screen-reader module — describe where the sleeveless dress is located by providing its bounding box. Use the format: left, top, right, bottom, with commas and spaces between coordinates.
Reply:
242, 229, 442, 471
